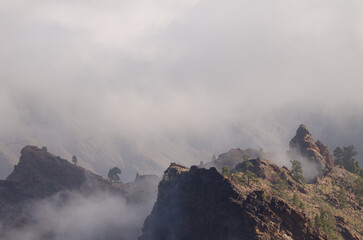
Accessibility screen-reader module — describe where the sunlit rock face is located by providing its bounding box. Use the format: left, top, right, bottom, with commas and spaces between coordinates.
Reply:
289, 124, 334, 173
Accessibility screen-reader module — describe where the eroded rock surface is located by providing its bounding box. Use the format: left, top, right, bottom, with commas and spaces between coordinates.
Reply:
0, 146, 159, 229
140, 163, 328, 240
289, 124, 334, 172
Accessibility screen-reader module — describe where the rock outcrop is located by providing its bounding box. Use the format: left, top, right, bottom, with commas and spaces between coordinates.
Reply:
234, 158, 283, 182
0, 146, 159, 228
140, 163, 328, 240
233, 158, 306, 194
5, 146, 122, 198
0, 146, 120, 228
205, 148, 269, 171
289, 124, 334, 172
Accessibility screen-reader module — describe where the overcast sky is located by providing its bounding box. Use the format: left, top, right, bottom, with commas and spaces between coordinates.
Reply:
1, 0, 363, 177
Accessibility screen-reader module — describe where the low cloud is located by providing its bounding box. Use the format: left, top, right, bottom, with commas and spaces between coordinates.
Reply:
0, 189, 156, 240
0, 0, 362, 179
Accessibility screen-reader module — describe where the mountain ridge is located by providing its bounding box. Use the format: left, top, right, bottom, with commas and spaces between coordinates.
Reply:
140, 125, 362, 240
0, 145, 159, 234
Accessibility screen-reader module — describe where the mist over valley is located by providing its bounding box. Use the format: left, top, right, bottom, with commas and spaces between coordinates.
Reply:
1, 0, 363, 239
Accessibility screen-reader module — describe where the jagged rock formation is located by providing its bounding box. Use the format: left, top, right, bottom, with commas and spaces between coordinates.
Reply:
205, 148, 272, 171
0, 146, 118, 228
140, 163, 328, 240
5, 146, 123, 198
0, 146, 159, 229
289, 124, 334, 172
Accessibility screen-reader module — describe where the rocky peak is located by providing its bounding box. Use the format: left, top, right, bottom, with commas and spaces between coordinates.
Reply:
205, 148, 266, 171
289, 124, 334, 171
0, 146, 115, 228
140, 163, 328, 240
234, 158, 282, 181
0, 146, 159, 230
295, 124, 310, 137
5, 146, 113, 199
163, 162, 189, 178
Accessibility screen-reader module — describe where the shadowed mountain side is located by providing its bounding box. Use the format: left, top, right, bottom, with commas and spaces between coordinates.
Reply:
139, 163, 329, 240
0, 146, 160, 231
5, 146, 124, 198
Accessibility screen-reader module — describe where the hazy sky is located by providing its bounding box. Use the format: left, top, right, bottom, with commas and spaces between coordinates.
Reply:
1, 0, 363, 178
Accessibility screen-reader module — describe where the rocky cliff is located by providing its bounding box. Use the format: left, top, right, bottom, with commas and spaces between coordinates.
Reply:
0, 146, 159, 229
289, 124, 334, 172
140, 153, 363, 240
139, 163, 330, 240
4, 146, 123, 198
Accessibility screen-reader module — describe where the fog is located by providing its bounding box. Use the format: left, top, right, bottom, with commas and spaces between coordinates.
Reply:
1, 0, 363, 180
0, 189, 157, 240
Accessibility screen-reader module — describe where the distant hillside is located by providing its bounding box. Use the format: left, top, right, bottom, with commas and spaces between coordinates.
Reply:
0, 136, 209, 182
0, 146, 160, 239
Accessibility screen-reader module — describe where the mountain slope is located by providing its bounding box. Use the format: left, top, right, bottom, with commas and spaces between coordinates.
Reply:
140, 125, 363, 240
140, 163, 329, 240
0, 145, 160, 240
140, 160, 363, 240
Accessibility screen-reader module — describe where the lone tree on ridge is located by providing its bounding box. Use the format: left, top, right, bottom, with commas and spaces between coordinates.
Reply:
108, 167, 122, 182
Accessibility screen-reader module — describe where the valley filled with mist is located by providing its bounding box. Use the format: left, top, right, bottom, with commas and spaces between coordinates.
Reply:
1, 0, 363, 239
1, 0, 363, 181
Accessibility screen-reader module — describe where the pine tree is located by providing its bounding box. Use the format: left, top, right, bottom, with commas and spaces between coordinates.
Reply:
222, 166, 230, 176
245, 170, 258, 186
243, 162, 258, 186
290, 160, 305, 183
292, 193, 299, 206
108, 167, 121, 182
333, 147, 344, 165
334, 145, 359, 175
337, 186, 347, 208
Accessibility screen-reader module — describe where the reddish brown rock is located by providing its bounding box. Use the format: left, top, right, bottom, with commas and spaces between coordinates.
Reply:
289, 124, 334, 171
315, 140, 334, 167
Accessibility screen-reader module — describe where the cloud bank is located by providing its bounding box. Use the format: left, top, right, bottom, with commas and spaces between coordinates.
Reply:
0, 188, 157, 240
1, 0, 362, 179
